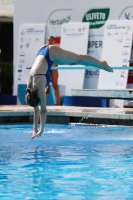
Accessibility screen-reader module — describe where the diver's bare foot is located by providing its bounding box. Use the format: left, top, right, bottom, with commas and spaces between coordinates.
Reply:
29, 131, 42, 139
101, 60, 113, 72
29, 133, 39, 139
29, 133, 36, 139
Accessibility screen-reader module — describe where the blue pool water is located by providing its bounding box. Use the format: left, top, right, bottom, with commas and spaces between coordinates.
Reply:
0, 124, 133, 199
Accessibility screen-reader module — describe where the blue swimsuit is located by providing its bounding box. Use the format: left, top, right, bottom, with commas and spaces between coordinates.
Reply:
29, 46, 53, 88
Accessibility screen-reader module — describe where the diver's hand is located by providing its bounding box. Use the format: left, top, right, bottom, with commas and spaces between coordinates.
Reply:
100, 60, 113, 72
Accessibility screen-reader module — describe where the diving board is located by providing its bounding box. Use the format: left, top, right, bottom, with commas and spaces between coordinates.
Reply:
71, 89, 133, 100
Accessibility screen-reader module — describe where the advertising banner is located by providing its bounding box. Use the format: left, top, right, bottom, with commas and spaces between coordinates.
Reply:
14, 24, 46, 103
98, 20, 133, 107
58, 22, 89, 95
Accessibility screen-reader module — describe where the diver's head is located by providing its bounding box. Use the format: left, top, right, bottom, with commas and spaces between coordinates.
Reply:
25, 88, 40, 107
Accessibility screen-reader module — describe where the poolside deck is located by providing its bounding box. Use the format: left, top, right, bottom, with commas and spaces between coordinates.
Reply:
0, 105, 133, 126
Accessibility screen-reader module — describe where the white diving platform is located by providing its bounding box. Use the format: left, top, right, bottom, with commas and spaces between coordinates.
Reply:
71, 89, 133, 100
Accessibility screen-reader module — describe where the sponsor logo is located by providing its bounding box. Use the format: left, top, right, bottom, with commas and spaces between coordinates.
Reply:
88, 50, 94, 54
114, 32, 119, 35
88, 40, 102, 48
78, 27, 86, 32
120, 32, 130, 35
82, 8, 110, 29
116, 38, 123, 43
123, 45, 130, 48
65, 32, 85, 37
119, 6, 133, 21
64, 28, 74, 33
22, 38, 31, 41
20, 45, 24, 49
63, 28, 67, 33
20, 38, 24, 42
126, 25, 131, 31
26, 43, 30, 48
49, 16, 71, 25
125, 12, 133, 20
25, 28, 44, 34
85, 69, 99, 78
63, 27, 86, 34
122, 65, 127, 67
107, 32, 111, 36
121, 71, 126, 78
21, 30, 25, 35
34, 38, 40, 41
115, 80, 125, 86
126, 38, 130, 41
18, 74, 22, 81
18, 65, 23, 69
107, 24, 126, 30
123, 58, 128, 63
19, 59, 25, 63
122, 51, 128, 56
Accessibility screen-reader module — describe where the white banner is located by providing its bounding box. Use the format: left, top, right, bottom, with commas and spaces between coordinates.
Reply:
98, 20, 133, 107
14, 24, 46, 96
58, 22, 89, 95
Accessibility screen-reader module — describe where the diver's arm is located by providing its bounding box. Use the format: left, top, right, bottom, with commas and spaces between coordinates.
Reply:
29, 106, 40, 138
39, 87, 47, 134
40, 107, 47, 134
30, 87, 47, 139
33, 106, 40, 132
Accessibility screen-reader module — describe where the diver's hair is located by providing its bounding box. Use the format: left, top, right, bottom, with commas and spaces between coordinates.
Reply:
25, 88, 40, 107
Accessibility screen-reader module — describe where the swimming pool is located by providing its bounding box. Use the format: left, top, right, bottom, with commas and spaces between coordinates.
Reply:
0, 124, 133, 199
